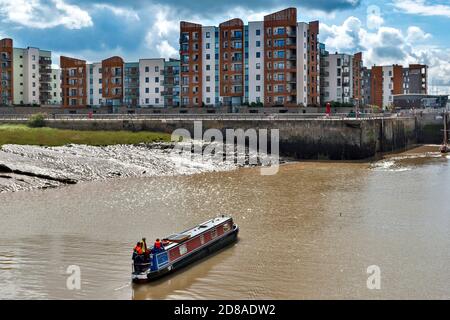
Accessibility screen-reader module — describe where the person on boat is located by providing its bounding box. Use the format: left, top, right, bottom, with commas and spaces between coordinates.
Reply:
152, 238, 165, 253
133, 242, 143, 260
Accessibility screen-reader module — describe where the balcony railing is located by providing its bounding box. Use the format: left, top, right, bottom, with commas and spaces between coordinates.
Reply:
179, 36, 190, 43
1, 55, 11, 62
39, 84, 52, 91
40, 67, 52, 74
39, 57, 52, 65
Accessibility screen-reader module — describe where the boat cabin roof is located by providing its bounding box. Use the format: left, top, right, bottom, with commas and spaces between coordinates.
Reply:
162, 216, 232, 250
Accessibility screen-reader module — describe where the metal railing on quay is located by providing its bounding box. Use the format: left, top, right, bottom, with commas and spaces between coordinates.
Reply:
0, 112, 418, 122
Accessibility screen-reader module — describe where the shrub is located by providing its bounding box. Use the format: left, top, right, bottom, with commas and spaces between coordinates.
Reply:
28, 113, 46, 128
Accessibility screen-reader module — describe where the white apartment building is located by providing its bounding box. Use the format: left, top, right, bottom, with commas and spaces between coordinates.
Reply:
202, 26, 218, 106
49, 69, 61, 105
248, 21, 264, 104
382, 65, 394, 107
86, 62, 102, 106
296, 22, 309, 106
180, 8, 321, 107
12, 47, 55, 105
139, 58, 165, 107
321, 53, 354, 103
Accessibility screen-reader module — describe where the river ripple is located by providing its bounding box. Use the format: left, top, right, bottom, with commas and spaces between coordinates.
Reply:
0, 146, 449, 299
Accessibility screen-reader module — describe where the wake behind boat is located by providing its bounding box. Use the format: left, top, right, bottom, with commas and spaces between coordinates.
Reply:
131, 216, 239, 283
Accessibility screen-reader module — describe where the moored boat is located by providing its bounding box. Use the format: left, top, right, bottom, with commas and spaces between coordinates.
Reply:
441, 113, 449, 154
131, 216, 239, 283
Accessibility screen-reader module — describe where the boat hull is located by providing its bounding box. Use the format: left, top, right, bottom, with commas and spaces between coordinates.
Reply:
132, 225, 239, 283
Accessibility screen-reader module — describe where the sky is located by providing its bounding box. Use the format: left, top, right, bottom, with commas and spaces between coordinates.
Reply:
1, 0, 449, 94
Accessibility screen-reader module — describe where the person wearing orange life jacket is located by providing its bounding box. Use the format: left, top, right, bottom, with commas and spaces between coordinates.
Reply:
133, 242, 143, 256
153, 238, 165, 253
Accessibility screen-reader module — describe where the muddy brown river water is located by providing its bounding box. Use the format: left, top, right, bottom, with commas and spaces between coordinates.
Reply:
0, 146, 449, 299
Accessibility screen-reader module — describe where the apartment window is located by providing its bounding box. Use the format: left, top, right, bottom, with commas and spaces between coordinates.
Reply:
256, 52, 261, 58
155, 77, 159, 83
206, 76, 211, 82
32, 82, 35, 87
155, 98, 159, 104
32, 55, 35, 61
256, 63, 261, 70
32, 64, 36, 70
206, 54, 210, 60
145, 98, 149, 104
155, 87, 159, 93
256, 75, 261, 81
206, 97, 211, 104
256, 41, 261, 47
32, 91, 35, 96
145, 66, 149, 72
145, 88, 149, 93
206, 43, 210, 49
256, 29, 261, 36
206, 65, 211, 71
206, 32, 211, 38
256, 86, 261, 92
99, 79, 102, 84
145, 77, 149, 83
206, 87, 211, 93
155, 66, 159, 72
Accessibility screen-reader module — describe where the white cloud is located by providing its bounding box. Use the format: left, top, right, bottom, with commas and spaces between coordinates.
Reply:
144, 6, 180, 59
321, 17, 449, 88
392, 0, 450, 18
156, 40, 178, 58
93, 4, 140, 21
406, 26, 431, 42
321, 17, 363, 52
0, 0, 92, 29
367, 12, 384, 30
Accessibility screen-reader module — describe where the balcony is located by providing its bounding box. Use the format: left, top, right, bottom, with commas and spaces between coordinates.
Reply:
39, 83, 52, 91
179, 36, 190, 44
1, 62, 12, 68
286, 31, 296, 37
1, 54, 11, 62
39, 57, 52, 65
40, 67, 52, 74
163, 69, 180, 76
40, 74, 51, 82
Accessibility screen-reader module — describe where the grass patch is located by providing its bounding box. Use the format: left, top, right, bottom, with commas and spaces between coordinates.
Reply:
0, 124, 171, 147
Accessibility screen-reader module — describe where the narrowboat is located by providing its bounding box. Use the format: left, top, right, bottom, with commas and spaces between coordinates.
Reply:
132, 216, 239, 283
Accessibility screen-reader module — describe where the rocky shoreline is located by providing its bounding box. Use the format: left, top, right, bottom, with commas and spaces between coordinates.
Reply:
0, 142, 278, 193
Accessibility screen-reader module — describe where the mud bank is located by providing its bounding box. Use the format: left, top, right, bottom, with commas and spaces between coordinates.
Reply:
0, 143, 275, 193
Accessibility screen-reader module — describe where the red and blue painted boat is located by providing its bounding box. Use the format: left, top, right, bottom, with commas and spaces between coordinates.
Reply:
132, 216, 239, 283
